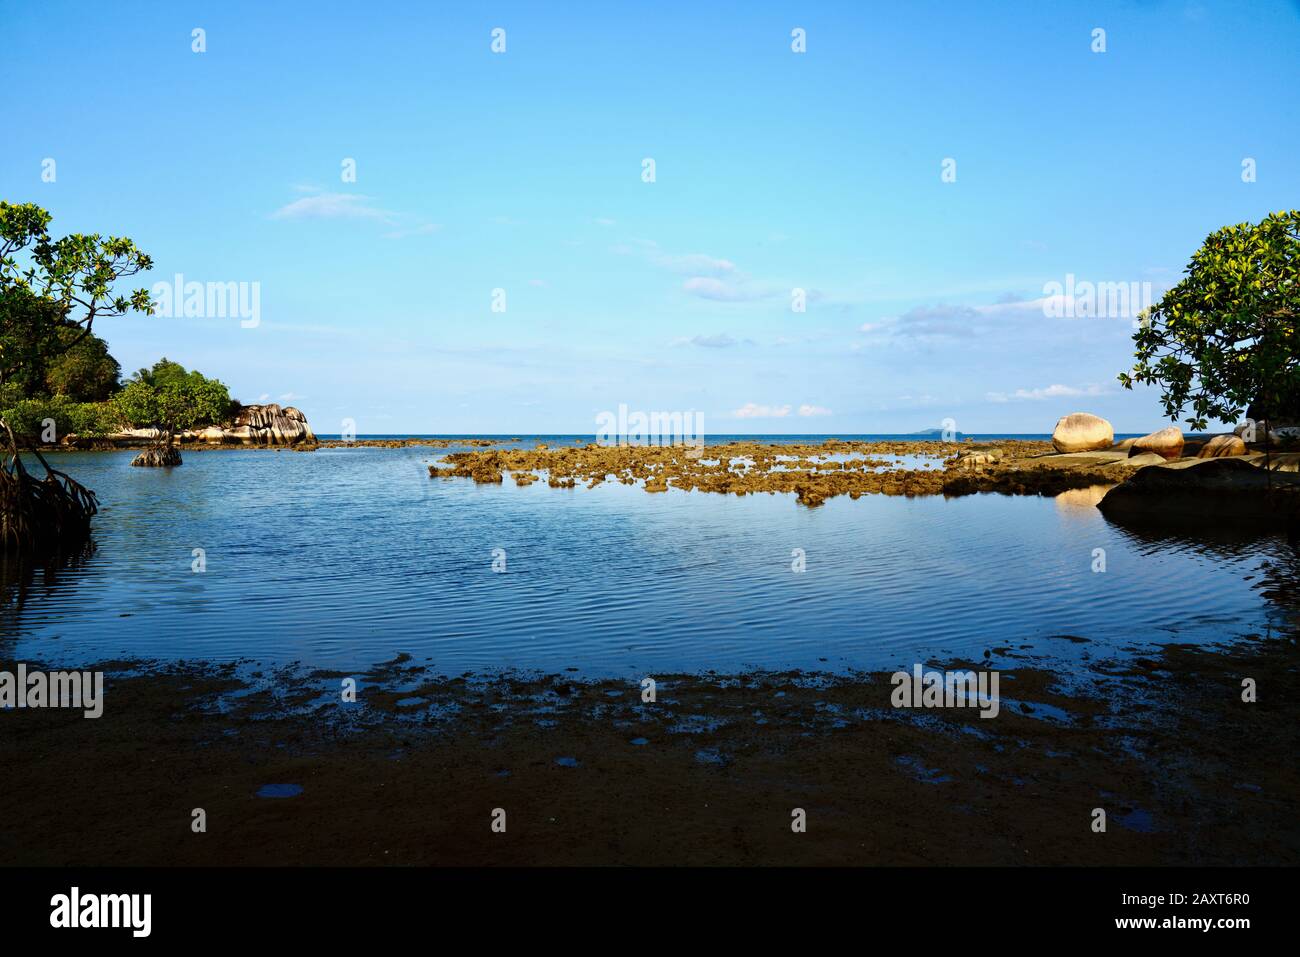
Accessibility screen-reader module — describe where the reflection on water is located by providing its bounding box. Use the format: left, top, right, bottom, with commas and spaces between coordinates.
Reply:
0, 544, 96, 635
2, 444, 1296, 675
1098, 499, 1300, 625
1053, 485, 1113, 510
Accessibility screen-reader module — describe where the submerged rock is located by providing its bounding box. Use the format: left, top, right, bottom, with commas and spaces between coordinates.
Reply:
1051, 413, 1113, 453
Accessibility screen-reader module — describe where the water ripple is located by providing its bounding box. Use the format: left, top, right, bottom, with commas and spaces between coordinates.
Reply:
2, 445, 1293, 675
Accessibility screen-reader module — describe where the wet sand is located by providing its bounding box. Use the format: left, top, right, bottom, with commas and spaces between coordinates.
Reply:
3, 634, 1295, 867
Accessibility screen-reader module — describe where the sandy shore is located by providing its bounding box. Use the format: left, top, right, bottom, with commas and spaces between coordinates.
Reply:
2, 633, 1296, 867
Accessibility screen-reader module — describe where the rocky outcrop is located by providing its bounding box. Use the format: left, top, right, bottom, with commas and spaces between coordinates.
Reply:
100, 406, 315, 448
178, 404, 316, 446
1198, 434, 1248, 458
1131, 426, 1184, 460
1051, 413, 1113, 453
1097, 457, 1300, 519
114, 427, 164, 442
230, 404, 315, 445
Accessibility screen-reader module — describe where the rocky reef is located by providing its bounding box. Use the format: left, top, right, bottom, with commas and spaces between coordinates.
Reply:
428, 439, 1140, 508
421, 410, 1300, 513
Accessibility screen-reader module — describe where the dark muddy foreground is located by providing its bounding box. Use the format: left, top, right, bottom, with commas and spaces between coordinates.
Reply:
2, 632, 1296, 867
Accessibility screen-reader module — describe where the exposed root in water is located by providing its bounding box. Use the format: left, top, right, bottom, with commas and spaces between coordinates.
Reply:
131, 437, 182, 468
0, 420, 99, 555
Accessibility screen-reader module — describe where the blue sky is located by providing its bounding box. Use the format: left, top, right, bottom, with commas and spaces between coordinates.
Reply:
3, 0, 1298, 434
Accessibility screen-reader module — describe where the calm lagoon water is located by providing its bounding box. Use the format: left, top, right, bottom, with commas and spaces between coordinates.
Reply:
2, 436, 1293, 676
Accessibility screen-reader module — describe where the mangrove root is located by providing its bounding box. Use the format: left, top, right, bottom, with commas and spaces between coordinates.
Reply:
1, 443, 100, 555
131, 443, 182, 468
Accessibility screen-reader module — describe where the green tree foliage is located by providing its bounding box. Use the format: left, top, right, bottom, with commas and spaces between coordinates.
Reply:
1, 201, 152, 443
1119, 210, 1300, 430
1, 200, 152, 551
43, 328, 121, 402
1, 395, 117, 440
0, 201, 152, 394
112, 358, 237, 433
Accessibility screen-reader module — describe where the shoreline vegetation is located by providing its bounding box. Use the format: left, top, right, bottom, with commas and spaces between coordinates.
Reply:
3, 632, 1295, 866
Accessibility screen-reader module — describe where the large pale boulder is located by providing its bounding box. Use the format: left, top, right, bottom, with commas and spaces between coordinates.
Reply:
231, 404, 316, 445
1132, 426, 1184, 460
1198, 434, 1247, 458
1051, 413, 1113, 453
110, 427, 163, 441
194, 425, 229, 443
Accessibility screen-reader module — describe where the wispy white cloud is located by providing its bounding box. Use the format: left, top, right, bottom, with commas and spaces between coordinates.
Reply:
732, 402, 792, 419
616, 238, 788, 303
732, 400, 830, 418
687, 333, 738, 348
615, 239, 737, 276
859, 288, 1144, 344
986, 383, 1107, 403
682, 276, 774, 302
273, 187, 438, 240
271, 191, 395, 222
